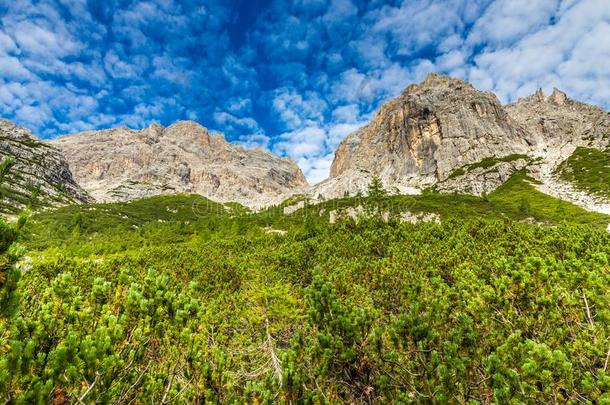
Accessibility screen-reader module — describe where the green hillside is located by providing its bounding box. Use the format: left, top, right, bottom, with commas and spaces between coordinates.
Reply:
557, 147, 610, 199
1, 173, 609, 403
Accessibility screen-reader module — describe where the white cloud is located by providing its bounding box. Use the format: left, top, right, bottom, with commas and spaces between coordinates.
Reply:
331, 104, 359, 123
367, 0, 486, 56
466, 0, 610, 105
12, 21, 81, 58
0, 56, 34, 80
14, 104, 53, 128
0, 33, 18, 55
227, 98, 252, 114
298, 153, 334, 185
467, 0, 560, 47
235, 133, 271, 150
213, 111, 261, 133
330, 63, 413, 104
272, 88, 327, 130
327, 122, 362, 149
273, 126, 326, 160
104, 50, 148, 79
323, 0, 358, 22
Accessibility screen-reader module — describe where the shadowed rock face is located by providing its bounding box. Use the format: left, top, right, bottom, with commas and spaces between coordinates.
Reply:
0, 119, 90, 214
330, 74, 535, 188
49, 121, 308, 208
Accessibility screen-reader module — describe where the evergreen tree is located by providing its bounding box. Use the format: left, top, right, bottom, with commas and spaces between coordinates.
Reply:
367, 176, 387, 199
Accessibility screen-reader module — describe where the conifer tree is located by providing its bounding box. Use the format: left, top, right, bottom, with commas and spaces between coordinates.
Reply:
367, 176, 387, 199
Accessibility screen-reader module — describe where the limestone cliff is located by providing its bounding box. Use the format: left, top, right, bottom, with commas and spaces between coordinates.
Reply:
49, 121, 308, 208
329, 74, 535, 189
0, 119, 90, 215
320, 74, 610, 213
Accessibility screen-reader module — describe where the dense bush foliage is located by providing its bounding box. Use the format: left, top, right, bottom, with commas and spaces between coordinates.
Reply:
0, 216, 23, 321
1, 200, 610, 403
1, 172, 610, 403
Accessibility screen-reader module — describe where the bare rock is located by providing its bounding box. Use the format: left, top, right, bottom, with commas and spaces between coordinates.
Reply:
49, 121, 309, 209
0, 119, 90, 214
436, 158, 531, 195
329, 74, 533, 192
400, 211, 441, 224
506, 87, 610, 152
283, 200, 306, 215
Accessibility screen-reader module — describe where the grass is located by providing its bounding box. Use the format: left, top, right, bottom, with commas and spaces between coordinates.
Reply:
27, 193, 228, 233
20, 170, 610, 256
278, 170, 608, 227
486, 170, 607, 226
447, 154, 531, 179
556, 147, 610, 199
21, 194, 229, 250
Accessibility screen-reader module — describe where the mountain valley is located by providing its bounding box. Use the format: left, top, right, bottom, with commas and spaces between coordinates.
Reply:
2, 75, 610, 404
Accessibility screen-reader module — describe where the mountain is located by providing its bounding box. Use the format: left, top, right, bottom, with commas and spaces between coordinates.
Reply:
505, 88, 610, 212
0, 119, 90, 215
317, 74, 610, 212
1, 75, 608, 215
322, 74, 534, 199
49, 120, 308, 208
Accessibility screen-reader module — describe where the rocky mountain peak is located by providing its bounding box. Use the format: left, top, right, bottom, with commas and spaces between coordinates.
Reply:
406, 73, 475, 93
317, 75, 610, 212
550, 88, 568, 106
507, 87, 609, 144
49, 121, 308, 208
524, 88, 570, 106
163, 120, 211, 145
328, 74, 532, 191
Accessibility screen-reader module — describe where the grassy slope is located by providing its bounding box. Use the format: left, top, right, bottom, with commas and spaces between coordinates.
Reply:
556, 147, 610, 199
22, 171, 609, 258
447, 153, 531, 179
264, 170, 608, 228
9, 202, 610, 403
22, 194, 237, 254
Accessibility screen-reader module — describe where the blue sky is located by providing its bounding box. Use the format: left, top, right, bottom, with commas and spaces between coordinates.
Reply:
0, 0, 609, 183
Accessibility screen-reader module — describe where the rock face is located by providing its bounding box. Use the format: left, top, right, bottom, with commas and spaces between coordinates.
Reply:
508, 88, 609, 142
435, 158, 531, 196
49, 121, 308, 208
329, 74, 534, 189
506, 88, 610, 213
0, 119, 90, 214
506, 88, 610, 159
320, 74, 610, 213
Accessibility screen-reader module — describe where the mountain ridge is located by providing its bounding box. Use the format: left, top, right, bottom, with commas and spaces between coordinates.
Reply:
48, 120, 308, 209
313, 74, 610, 214
0, 74, 609, 214
0, 119, 90, 215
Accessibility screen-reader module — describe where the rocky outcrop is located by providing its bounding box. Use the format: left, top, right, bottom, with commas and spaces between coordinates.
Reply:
49, 121, 308, 208
327, 205, 441, 224
329, 74, 535, 190
321, 74, 610, 213
0, 119, 90, 214
506, 88, 610, 150
436, 158, 531, 196
506, 88, 610, 212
